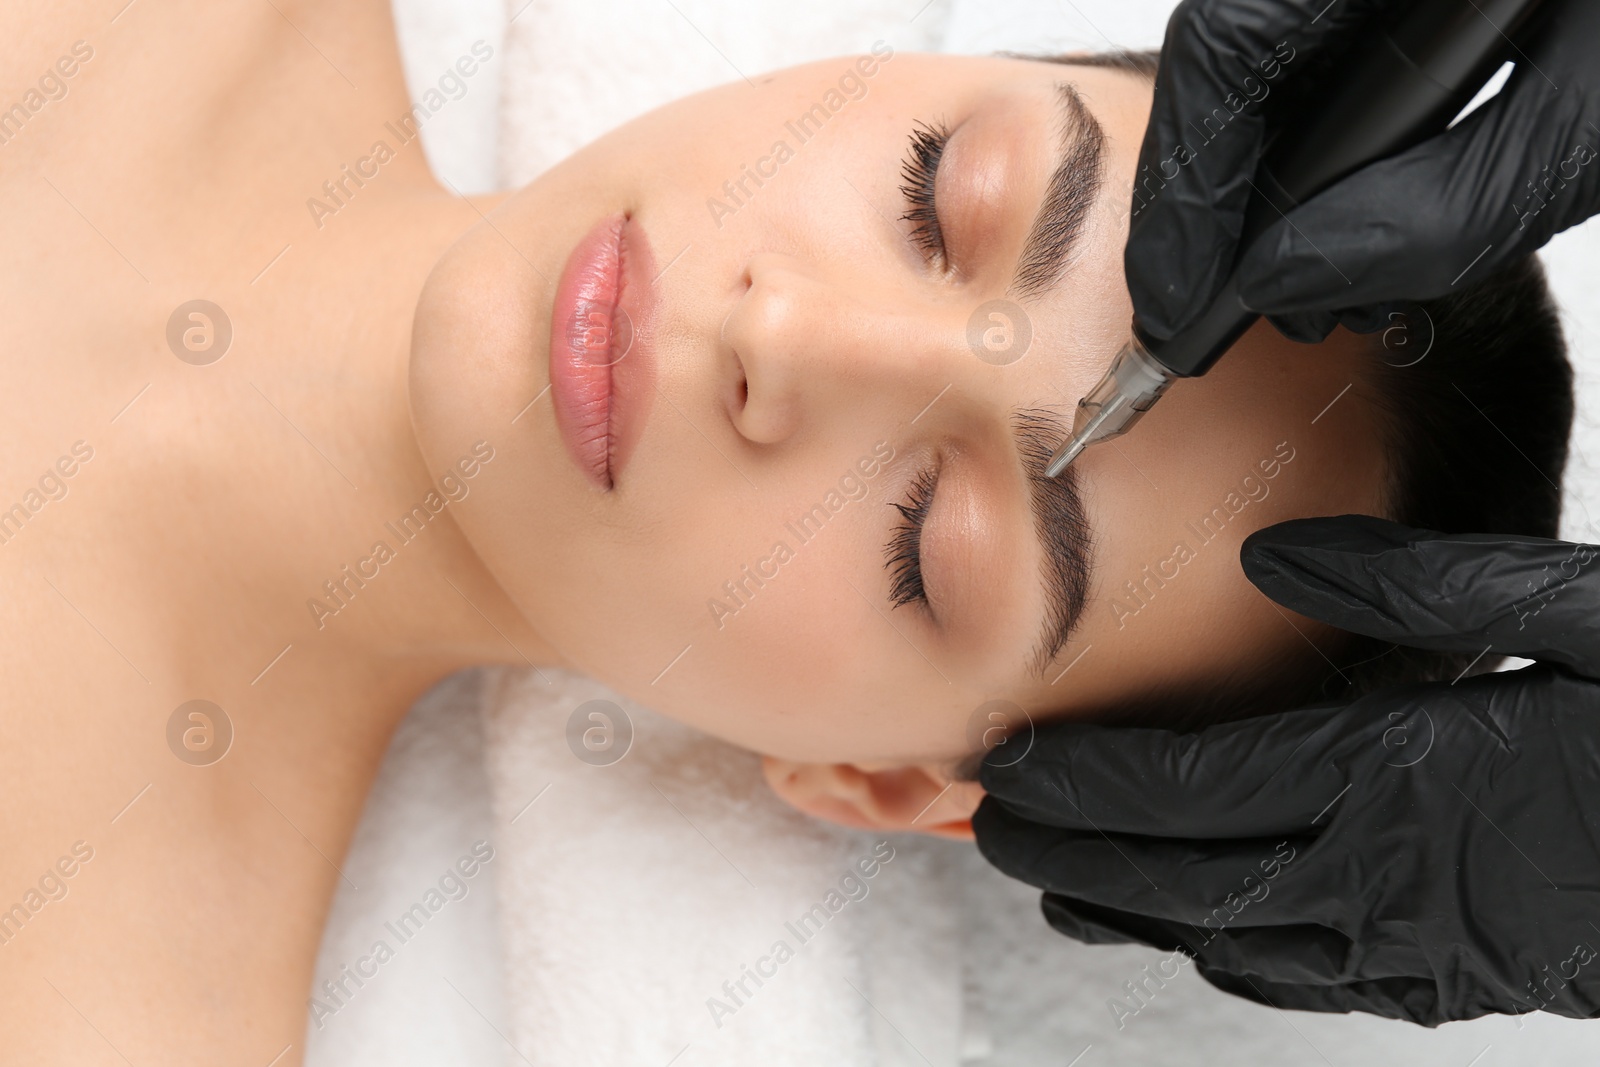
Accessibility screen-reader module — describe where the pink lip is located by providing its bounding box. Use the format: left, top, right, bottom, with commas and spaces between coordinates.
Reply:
548, 212, 656, 489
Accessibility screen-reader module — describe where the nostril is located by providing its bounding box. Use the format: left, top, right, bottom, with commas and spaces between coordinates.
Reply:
720, 303, 751, 413
722, 252, 808, 445
723, 362, 749, 420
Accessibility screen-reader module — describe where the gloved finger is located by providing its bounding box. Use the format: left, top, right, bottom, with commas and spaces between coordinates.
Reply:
1128, 0, 1403, 338
1039, 893, 1200, 950
1333, 300, 1411, 335
1196, 965, 1448, 1025
1262, 301, 1409, 343
1263, 309, 1337, 343
974, 796, 1333, 930
1038, 894, 1414, 987
1242, 515, 1600, 675
977, 704, 1358, 839
1235, 59, 1598, 315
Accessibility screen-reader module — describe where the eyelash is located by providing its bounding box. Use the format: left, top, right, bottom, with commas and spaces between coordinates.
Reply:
898, 120, 950, 265
883, 121, 952, 611
885, 466, 938, 609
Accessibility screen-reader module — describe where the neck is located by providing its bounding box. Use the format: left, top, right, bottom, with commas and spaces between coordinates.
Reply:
133, 186, 565, 719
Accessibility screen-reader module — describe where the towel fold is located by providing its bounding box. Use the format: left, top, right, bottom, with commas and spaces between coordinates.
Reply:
496, 0, 951, 186
481, 665, 965, 1066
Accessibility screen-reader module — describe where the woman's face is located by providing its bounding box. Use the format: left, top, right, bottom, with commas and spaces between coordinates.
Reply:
410, 51, 1387, 764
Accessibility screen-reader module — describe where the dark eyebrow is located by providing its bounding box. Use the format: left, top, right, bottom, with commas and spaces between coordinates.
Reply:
1010, 82, 1106, 301
1012, 408, 1094, 679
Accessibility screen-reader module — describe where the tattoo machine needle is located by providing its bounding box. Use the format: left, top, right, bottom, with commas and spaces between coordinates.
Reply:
1046, 0, 1546, 479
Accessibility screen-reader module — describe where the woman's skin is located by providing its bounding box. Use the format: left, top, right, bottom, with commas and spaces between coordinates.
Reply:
0, 1, 1385, 1062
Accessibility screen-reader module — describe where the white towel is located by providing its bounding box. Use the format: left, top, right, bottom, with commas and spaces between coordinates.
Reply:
496, 0, 952, 186
387, 0, 505, 195
481, 666, 965, 1066
304, 670, 511, 1067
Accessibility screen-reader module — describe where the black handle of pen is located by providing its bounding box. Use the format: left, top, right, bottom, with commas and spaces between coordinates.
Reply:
1144, 0, 1547, 378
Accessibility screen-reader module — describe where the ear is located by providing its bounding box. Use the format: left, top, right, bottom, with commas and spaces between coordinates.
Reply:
760, 756, 985, 841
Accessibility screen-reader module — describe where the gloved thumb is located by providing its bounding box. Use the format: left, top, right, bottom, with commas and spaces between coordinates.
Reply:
1241, 515, 1600, 676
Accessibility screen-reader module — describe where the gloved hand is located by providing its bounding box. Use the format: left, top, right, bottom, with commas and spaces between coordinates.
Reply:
973, 515, 1600, 1025
1128, 0, 1600, 343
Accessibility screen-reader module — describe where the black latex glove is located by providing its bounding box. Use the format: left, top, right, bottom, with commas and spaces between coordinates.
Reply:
1128, 0, 1600, 344
974, 515, 1600, 1025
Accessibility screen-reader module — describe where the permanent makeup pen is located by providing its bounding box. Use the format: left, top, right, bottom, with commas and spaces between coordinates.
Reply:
1046, 0, 1547, 477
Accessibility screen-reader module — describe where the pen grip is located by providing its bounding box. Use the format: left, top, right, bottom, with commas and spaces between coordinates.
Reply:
1145, 0, 1545, 378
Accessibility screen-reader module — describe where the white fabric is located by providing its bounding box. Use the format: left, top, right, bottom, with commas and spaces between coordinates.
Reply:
1545, 214, 1600, 543
942, 0, 1169, 55
387, 0, 505, 195
495, 0, 952, 187
481, 666, 964, 1067
303, 671, 510, 1067
306, 0, 1600, 1063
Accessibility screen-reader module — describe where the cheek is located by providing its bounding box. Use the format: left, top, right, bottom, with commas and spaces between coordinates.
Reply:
631, 508, 882, 755
548, 502, 968, 763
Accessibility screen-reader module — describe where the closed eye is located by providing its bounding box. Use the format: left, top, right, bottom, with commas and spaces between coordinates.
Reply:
885, 465, 938, 611
898, 120, 950, 267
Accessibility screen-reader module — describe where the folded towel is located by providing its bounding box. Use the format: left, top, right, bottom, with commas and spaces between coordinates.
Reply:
304, 670, 511, 1067
388, 0, 505, 194
482, 665, 966, 1066
496, 0, 952, 186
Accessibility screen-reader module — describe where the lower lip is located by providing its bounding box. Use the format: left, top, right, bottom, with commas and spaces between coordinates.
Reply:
547, 213, 655, 489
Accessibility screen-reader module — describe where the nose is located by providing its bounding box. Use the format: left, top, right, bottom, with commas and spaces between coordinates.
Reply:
718, 251, 964, 445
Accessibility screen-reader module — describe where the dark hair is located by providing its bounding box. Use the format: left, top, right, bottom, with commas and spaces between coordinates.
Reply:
1322, 256, 1572, 698
1028, 48, 1575, 731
